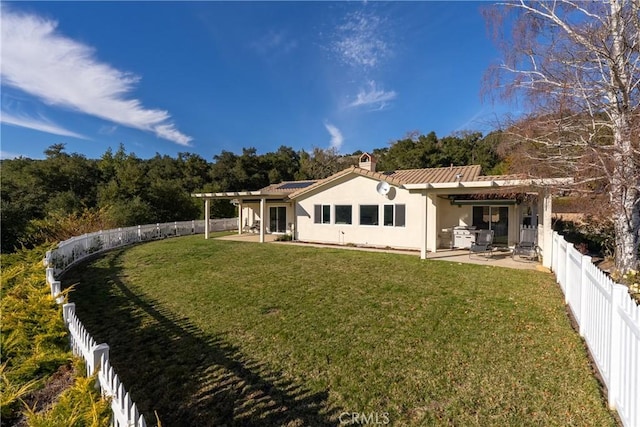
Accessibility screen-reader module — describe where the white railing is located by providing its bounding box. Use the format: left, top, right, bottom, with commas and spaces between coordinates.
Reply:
45, 218, 237, 276
551, 231, 640, 427
44, 218, 237, 426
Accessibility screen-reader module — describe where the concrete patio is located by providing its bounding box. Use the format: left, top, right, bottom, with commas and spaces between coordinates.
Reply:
214, 233, 546, 271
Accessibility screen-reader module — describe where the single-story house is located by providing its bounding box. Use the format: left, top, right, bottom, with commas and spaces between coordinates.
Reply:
193, 153, 570, 267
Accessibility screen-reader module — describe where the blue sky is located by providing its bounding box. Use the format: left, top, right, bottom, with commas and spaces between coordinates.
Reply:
1, 1, 510, 160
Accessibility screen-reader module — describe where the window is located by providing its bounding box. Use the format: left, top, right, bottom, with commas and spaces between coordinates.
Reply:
335, 205, 352, 224
314, 204, 331, 224
360, 205, 379, 225
383, 205, 394, 226
384, 204, 406, 227
396, 204, 406, 227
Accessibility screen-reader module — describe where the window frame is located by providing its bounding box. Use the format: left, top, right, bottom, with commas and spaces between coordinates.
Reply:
359, 204, 379, 226
383, 205, 394, 226
334, 205, 353, 225
383, 204, 406, 227
314, 204, 331, 224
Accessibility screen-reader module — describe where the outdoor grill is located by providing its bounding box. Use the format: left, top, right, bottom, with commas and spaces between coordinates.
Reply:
452, 226, 476, 249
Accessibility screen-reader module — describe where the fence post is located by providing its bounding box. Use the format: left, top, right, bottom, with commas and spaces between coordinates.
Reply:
63, 302, 76, 325
46, 267, 55, 284
91, 343, 109, 378
564, 243, 571, 303
138, 225, 142, 241
551, 232, 557, 273
578, 254, 591, 337
51, 281, 63, 304
608, 284, 625, 410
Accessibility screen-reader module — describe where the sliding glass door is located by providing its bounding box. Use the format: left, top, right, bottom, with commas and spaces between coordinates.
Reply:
269, 206, 287, 233
472, 206, 509, 245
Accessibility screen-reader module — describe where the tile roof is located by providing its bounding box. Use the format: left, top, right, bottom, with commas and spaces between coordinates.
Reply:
259, 180, 318, 194
288, 164, 485, 199
475, 173, 526, 181
385, 165, 481, 184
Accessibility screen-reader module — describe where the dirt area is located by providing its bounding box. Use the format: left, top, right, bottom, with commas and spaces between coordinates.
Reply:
10, 363, 76, 427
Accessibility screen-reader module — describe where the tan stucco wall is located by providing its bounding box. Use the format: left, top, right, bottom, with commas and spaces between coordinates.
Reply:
294, 175, 425, 250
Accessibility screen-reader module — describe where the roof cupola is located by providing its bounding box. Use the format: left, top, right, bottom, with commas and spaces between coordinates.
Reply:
358, 152, 377, 172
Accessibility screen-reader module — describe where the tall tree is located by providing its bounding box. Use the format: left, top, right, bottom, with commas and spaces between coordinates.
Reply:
485, 0, 640, 273
297, 147, 347, 180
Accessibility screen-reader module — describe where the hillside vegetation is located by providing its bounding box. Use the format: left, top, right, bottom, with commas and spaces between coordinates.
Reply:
1, 131, 505, 253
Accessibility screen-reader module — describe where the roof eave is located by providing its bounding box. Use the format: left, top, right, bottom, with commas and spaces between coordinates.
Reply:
191, 191, 289, 199
404, 177, 573, 190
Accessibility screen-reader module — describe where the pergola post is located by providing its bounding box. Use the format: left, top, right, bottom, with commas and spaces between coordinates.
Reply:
238, 200, 243, 235
204, 199, 210, 239
541, 189, 553, 268
259, 197, 265, 243
426, 193, 438, 254
420, 194, 427, 259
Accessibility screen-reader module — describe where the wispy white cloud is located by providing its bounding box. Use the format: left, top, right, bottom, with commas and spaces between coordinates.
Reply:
98, 124, 118, 135
0, 150, 25, 160
1, 110, 88, 139
251, 30, 297, 56
348, 80, 397, 110
324, 121, 344, 151
0, 7, 192, 146
331, 10, 392, 70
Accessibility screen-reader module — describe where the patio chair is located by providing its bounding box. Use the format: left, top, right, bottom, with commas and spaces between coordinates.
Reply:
246, 220, 260, 234
512, 227, 539, 261
469, 229, 494, 258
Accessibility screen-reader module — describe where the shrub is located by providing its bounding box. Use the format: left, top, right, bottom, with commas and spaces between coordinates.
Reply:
553, 215, 615, 257
0, 246, 110, 425
23, 361, 111, 427
23, 208, 117, 248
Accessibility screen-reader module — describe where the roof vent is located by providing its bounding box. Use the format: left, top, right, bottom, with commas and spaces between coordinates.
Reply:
359, 152, 377, 172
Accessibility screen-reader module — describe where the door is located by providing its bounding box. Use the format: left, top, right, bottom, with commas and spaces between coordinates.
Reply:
472, 206, 509, 245
269, 206, 287, 233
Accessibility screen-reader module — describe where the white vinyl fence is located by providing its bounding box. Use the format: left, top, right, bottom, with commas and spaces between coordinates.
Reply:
45, 218, 237, 276
44, 218, 237, 427
551, 231, 640, 427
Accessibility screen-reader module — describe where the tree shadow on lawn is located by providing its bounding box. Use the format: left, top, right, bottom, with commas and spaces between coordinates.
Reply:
62, 249, 341, 426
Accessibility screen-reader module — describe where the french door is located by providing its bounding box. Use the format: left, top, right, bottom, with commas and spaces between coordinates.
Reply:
269, 206, 287, 233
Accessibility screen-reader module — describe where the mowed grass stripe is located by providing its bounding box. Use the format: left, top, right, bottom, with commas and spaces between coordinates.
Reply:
63, 235, 616, 426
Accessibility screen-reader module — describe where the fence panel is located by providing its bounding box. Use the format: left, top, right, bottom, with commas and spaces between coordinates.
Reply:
555, 236, 568, 293
565, 244, 584, 322
46, 219, 235, 426
58, 298, 145, 426
612, 292, 640, 427
580, 261, 615, 384
48, 218, 236, 275
551, 233, 640, 427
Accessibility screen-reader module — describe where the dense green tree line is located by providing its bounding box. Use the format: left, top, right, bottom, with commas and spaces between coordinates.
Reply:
1, 131, 504, 253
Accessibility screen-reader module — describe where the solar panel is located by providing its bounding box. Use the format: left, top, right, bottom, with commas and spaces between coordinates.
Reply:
277, 181, 315, 190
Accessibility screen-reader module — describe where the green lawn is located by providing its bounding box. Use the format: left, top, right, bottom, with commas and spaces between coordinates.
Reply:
62, 235, 616, 426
